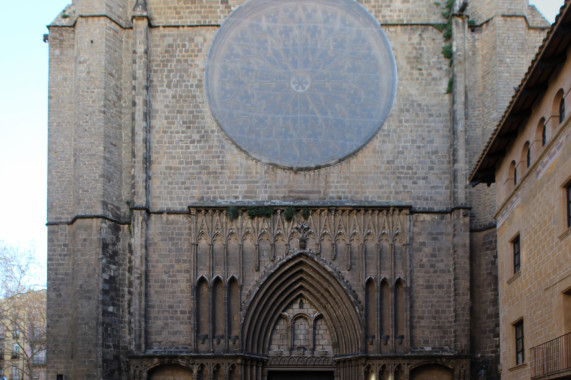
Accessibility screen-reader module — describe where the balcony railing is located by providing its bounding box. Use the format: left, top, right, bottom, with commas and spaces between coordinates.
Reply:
530, 332, 571, 379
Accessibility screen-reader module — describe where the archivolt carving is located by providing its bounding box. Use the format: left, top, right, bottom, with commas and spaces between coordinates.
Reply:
241, 251, 364, 356
241, 250, 361, 317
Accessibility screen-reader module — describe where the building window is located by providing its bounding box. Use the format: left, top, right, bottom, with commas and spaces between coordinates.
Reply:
542, 125, 547, 146
560, 97, 565, 124
515, 320, 524, 365
33, 350, 46, 366
567, 185, 571, 228
521, 142, 531, 173
33, 327, 41, 339
12, 366, 19, 380
514, 167, 518, 186
513, 235, 521, 273
11, 344, 19, 359
510, 160, 517, 188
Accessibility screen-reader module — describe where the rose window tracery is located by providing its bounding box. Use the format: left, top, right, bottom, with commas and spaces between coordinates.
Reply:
205, 0, 397, 169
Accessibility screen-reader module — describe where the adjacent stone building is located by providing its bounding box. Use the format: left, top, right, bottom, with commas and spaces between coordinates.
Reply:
0, 290, 47, 380
46, 0, 549, 378
471, 1, 571, 379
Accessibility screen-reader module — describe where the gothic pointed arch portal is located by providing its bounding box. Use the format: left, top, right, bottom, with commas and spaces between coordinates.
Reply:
148, 364, 193, 380
242, 252, 364, 361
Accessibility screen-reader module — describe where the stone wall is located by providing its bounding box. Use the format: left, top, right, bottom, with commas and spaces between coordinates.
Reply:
145, 23, 454, 209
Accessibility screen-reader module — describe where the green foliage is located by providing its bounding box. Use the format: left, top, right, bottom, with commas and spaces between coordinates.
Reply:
435, 0, 453, 64
301, 208, 310, 220
442, 44, 453, 59
284, 206, 296, 222
443, 22, 453, 40
446, 76, 454, 94
434, 0, 473, 94
434, 23, 447, 32
246, 206, 273, 219
227, 206, 240, 221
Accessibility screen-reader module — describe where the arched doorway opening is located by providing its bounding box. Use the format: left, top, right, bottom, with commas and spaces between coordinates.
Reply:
148, 364, 193, 380
410, 364, 453, 380
267, 370, 334, 380
241, 252, 364, 377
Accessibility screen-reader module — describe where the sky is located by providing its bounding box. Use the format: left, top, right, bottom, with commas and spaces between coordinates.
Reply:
0, 0, 565, 287
0, 0, 71, 286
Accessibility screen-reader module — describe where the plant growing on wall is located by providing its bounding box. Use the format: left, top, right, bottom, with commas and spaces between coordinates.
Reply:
246, 206, 274, 219
435, 0, 475, 94
284, 206, 295, 222
435, 0, 454, 93
227, 206, 240, 221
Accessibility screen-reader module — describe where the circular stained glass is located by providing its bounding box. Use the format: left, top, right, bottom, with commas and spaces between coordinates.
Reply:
205, 0, 397, 169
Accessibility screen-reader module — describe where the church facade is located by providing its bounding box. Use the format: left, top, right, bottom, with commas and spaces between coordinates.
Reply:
46, 0, 549, 378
